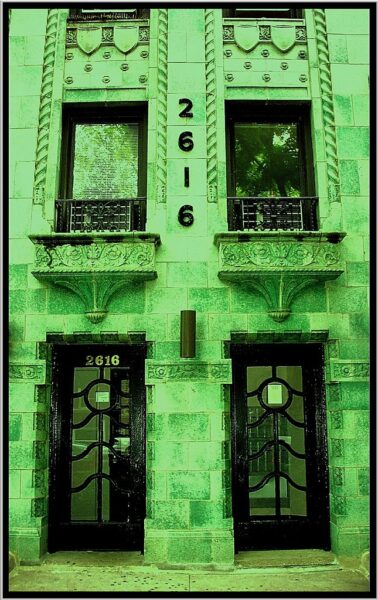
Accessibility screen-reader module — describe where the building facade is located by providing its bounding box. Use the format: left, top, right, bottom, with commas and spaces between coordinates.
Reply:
9, 6, 370, 568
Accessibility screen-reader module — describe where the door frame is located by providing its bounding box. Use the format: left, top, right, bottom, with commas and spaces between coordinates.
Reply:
48, 342, 147, 552
230, 343, 330, 551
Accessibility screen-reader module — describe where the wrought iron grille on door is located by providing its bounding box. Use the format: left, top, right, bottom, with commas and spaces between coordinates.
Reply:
231, 344, 330, 551
49, 344, 146, 551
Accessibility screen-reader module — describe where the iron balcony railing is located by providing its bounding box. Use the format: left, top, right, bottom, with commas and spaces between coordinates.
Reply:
228, 197, 318, 231
55, 198, 146, 233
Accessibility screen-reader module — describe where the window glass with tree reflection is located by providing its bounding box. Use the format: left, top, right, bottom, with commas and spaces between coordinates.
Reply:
234, 123, 302, 198
227, 104, 316, 231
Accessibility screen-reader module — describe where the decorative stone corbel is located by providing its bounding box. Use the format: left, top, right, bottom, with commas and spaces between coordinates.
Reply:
215, 231, 346, 322
30, 233, 160, 323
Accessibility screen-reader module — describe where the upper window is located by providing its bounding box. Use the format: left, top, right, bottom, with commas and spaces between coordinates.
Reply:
226, 103, 317, 232
57, 105, 147, 233
223, 8, 303, 19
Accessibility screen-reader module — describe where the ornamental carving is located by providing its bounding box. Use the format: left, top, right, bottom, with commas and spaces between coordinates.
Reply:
33, 9, 59, 205
330, 360, 369, 381
327, 383, 341, 403
221, 242, 340, 269
10, 364, 45, 382
30, 235, 160, 323
333, 467, 343, 486
156, 9, 168, 203
66, 23, 149, 53
215, 233, 345, 322
223, 23, 307, 50
146, 361, 232, 384
205, 9, 218, 203
314, 9, 341, 210
34, 242, 155, 272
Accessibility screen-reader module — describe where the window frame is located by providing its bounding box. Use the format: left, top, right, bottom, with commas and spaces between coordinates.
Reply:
226, 102, 315, 199
223, 8, 303, 19
225, 102, 316, 231
60, 104, 148, 201
68, 8, 150, 21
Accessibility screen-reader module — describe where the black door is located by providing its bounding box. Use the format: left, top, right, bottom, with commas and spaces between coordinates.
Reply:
231, 344, 330, 551
49, 344, 146, 551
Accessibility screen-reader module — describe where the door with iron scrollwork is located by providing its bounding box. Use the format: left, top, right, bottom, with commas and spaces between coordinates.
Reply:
231, 344, 330, 551
49, 344, 146, 551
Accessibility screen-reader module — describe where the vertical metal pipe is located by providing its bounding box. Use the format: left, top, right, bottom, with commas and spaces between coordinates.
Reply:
180, 310, 196, 358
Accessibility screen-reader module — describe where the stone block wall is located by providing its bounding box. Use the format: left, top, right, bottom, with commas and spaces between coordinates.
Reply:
9, 7, 369, 565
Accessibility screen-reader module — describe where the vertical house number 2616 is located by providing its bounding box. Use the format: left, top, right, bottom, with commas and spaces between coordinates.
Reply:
178, 98, 194, 227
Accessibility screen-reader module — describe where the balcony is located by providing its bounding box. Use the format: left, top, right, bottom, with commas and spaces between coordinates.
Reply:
55, 198, 146, 233
30, 231, 160, 324
228, 197, 318, 232
214, 231, 345, 322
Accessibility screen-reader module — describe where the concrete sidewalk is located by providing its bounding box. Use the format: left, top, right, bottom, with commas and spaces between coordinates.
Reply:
8, 551, 370, 594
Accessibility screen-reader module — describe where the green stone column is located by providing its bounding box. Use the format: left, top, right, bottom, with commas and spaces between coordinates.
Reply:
144, 359, 234, 567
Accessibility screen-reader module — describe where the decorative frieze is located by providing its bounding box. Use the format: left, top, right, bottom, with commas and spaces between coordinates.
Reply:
146, 360, 232, 384
223, 23, 307, 50
63, 19, 150, 90
65, 23, 149, 53
33, 240, 156, 272
10, 364, 46, 383
220, 241, 341, 269
329, 360, 369, 382
215, 232, 345, 322
222, 18, 309, 90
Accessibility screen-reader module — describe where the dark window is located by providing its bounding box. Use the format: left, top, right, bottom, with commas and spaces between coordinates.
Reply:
226, 103, 317, 231
68, 8, 149, 20
57, 105, 147, 233
223, 8, 303, 19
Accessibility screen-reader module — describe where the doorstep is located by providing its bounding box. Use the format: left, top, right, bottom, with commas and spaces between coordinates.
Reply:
235, 549, 338, 569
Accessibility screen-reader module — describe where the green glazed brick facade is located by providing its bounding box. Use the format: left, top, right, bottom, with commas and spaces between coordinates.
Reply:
9, 7, 370, 567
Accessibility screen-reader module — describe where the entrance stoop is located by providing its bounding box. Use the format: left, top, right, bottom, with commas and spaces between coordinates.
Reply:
235, 549, 337, 569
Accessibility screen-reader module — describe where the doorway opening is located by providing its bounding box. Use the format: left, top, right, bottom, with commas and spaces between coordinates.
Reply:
48, 343, 147, 551
230, 343, 330, 551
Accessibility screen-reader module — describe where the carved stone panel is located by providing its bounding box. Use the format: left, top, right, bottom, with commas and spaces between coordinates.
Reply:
30, 234, 160, 323
64, 20, 149, 90
215, 232, 345, 322
9, 363, 46, 383
329, 360, 369, 382
146, 360, 232, 384
223, 19, 309, 91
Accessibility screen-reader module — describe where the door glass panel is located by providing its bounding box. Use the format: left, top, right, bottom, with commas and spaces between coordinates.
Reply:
286, 395, 305, 427
246, 363, 307, 518
69, 365, 132, 523
280, 483, 307, 517
247, 366, 271, 393
277, 365, 303, 390
71, 479, 97, 521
